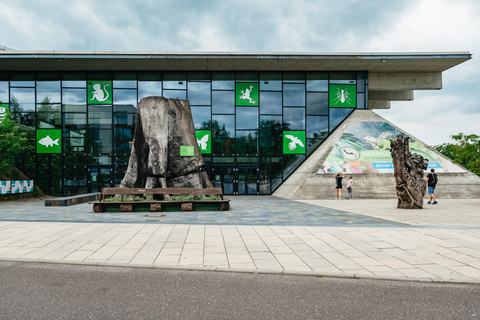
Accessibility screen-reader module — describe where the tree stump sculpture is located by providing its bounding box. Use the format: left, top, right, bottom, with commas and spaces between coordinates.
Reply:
120, 97, 213, 189
390, 135, 428, 209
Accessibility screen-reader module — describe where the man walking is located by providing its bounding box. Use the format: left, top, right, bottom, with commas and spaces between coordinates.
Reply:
426, 168, 438, 204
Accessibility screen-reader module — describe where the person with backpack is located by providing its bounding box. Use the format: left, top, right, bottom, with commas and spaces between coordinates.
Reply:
426, 168, 438, 204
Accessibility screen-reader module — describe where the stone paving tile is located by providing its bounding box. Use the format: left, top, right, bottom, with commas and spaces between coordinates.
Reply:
0, 196, 405, 226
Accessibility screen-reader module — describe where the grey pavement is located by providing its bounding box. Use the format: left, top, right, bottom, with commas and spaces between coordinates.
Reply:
0, 196, 479, 284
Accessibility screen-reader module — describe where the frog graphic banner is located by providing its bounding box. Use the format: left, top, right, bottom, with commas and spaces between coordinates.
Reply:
317, 121, 465, 174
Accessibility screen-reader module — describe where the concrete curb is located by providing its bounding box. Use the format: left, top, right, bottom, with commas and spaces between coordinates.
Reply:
1, 258, 479, 285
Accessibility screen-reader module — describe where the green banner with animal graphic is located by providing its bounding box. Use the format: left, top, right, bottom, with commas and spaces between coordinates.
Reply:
37, 129, 62, 154
0, 104, 8, 124
196, 130, 211, 154
329, 84, 356, 108
236, 83, 259, 106
317, 121, 465, 174
283, 131, 306, 154
88, 81, 112, 105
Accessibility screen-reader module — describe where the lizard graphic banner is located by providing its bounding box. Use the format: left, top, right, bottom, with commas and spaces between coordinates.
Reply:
317, 121, 465, 174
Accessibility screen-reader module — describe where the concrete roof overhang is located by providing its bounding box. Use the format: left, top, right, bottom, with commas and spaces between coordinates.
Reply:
0, 51, 472, 109
0, 51, 471, 72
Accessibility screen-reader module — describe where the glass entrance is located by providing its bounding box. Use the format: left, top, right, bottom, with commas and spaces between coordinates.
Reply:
211, 166, 259, 195
88, 166, 113, 192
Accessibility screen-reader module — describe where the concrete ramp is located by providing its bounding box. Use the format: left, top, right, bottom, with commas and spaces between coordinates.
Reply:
274, 110, 480, 199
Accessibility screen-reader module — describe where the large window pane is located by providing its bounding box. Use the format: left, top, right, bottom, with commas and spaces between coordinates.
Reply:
62, 88, 86, 112
89, 105, 112, 128
329, 108, 353, 132
188, 82, 211, 105
236, 131, 258, 154
191, 106, 211, 129
283, 83, 305, 106
307, 116, 328, 139
283, 72, 305, 83
37, 104, 61, 128
212, 73, 234, 90
306, 92, 328, 115
283, 108, 305, 130
0, 81, 8, 103
163, 90, 186, 100
10, 87, 35, 111
260, 73, 282, 91
212, 139, 235, 154
63, 113, 87, 129
138, 81, 162, 100
37, 81, 61, 103
212, 91, 234, 114
113, 89, 137, 110
307, 72, 328, 91
260, 91, 282, 114
259, 115, 282, 139
163, 73, 186, 89
114, 113, 136, 126
64, 128, 86, 153
212, 115, 234, 138
236, 107, 258, 130
88, 129, 112, 153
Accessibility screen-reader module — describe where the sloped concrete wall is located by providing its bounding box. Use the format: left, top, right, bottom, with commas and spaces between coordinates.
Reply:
274, 110, 480, 200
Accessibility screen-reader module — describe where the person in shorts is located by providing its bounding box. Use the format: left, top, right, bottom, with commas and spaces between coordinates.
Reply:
333, 171, 345, 200
426, 168, 438, 204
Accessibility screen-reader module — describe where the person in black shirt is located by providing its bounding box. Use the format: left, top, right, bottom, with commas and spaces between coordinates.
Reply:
426, 168, 438, 204
333, 171, 345, 200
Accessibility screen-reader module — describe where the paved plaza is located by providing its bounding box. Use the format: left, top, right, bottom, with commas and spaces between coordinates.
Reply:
0, 197, 479, 283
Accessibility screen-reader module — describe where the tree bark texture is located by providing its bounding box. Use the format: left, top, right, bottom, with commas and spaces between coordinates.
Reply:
390, 135, 428, 209
120, 97, 213, 189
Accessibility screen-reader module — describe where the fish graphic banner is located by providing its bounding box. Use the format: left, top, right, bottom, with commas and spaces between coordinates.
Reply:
37, 129, 62, 154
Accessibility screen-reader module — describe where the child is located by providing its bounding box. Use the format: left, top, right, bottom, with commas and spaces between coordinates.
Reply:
346, 176, 358, 199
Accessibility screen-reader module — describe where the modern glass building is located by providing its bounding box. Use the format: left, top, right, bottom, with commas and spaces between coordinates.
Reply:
0, 51, 471, 196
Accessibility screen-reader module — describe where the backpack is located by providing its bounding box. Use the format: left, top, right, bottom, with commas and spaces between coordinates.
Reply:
430, 173, 438, 185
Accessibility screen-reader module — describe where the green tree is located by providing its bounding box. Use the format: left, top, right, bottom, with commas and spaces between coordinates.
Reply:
434, 133, 480, 176
0, 109, 31, 177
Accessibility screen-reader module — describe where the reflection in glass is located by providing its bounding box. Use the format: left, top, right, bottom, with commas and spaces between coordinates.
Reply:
11, 113, 35, 127
0, 81, 8, 103
89, 105, 112, 128
236, 107, 258, 130
114, 113, 136, 126
62, 88, 87, 108
212, 115, 234, 138
306, 92, 328, 115
37, 105, 61, 128
212, 140, 235, 154
113, 89, 137, 109
236, 130, 258, 154
212, 91, 234, 114
329, 108, 354, 132
306, 116, 328, 139
212, 73, 234, 90
36, 81, 61, 103
63, 128, 86, 153
88, 129, 113, 153
138, 81, 162, 100
63, 113, 87, 129
259, 139, 282, 153
357, 93, 365, 109
260, 92, 282, 114
283, 154, 305, 178
188, 82, 211, 105
283, 83, 305, 106
260, 73, 282, 91
307, 72, 328, 91
10, 87, 35, 111
259, 115, 283, 139
62, 81, 86, 88
163, 90, 186, 100
357, 72, 366, 92
113, 80, 137, 89
283, 108, 305, 130
191, 106, 211, 129
163, 73, 186, 89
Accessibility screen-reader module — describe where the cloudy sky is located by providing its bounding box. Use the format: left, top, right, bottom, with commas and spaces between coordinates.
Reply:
1, 0, 479, 146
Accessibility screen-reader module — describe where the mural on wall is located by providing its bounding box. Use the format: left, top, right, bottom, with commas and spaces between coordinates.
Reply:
317, 121, 466, 174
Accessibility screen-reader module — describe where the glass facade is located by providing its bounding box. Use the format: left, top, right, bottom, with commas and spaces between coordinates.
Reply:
1, 71, 367, 196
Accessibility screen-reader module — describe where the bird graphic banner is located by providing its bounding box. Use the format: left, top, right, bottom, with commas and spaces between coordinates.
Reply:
283, 131, 306, 154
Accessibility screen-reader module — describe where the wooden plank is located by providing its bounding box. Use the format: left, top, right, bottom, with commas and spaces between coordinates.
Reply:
181, 202, 193, 211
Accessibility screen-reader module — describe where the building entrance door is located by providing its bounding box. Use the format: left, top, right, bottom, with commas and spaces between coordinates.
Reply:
211, 165, 259, 195
88, 166, 113, 193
